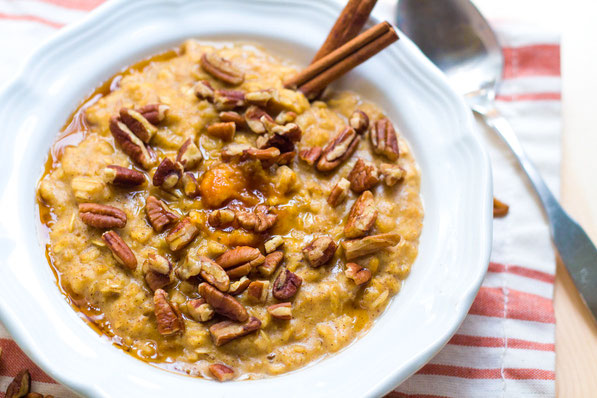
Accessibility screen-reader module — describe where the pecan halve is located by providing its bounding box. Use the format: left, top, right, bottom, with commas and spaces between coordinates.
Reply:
137, 103, 169, 125
209, 363, 235, 382
345, 262, 372, 285
370, 118, 399, 161
345, 190, 378, 238
342, 232, 401, 260
379, 163, 405, 186
165, 217, 199, 251
102, 230, 137, 270
347, 158, 380, 193
316, 127, 360, 172
187, 298, 215, 322
199, 282, 248, 322
256, 123, 302, 153
176, 138, 203, 170
272, 268, 302, 300
102, 165, 145, 187
153, 157, 183, 190
235, 205, 277, 233
200, 52, 244, 86
79, 203, 127, 229
143, 253, 172, 291
243, 147, 280, 161
209, 316, 261, 346
181, 172, 201, 198
258, 251, 284, 277
109, 116, 156, 169
245, 106, 274, 134
219, 111, 246, 128
214, 89, 246, 111
154, 289, 184, 336
199, 256, 230, 292
208, 208, 236, 228
247, 280, 269, 303
226, 262, 253, 279
350, 110, 370, 135
327, 177, 351, 207
145, 195, 178, 232
298, 146, 322, 166
228, 276, 251, 296
120, 107, 157, 143
207, 121, 236, 141
302, 236, 337, 267
5, 369, 30, 398
216, 246, 263, 270
267, 302, 292, 320
194, 80, 215, 101
221, 143, 251, 161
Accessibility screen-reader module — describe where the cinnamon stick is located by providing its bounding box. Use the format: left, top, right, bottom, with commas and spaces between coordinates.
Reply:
285, 22, 398, 100
312, 0, 378, 63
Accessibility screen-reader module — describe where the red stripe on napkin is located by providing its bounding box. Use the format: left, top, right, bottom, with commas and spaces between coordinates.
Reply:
488, 262, 555, 283
448, 334, 555, 351
36, 0, 105, 11
503, 44, 560, 78
469, 287, 555, 323
0, 339, 56, 383
418, 364, 555, 380
496, 92, 561, 101
0, 12, 63, 28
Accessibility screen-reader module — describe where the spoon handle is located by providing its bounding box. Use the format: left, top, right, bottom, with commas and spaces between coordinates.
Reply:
476, 106, 597, 320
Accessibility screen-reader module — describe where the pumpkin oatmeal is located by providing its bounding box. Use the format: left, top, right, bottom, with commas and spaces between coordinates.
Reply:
36, 40, 423, 380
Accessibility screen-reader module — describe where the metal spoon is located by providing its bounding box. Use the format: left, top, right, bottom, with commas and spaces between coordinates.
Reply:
397, 0, 597, 321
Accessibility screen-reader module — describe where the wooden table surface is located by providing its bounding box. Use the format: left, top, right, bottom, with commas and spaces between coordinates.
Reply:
473, 0, 597, 396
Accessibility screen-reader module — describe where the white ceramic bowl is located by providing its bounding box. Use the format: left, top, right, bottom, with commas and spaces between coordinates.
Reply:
0, 0, 492, 396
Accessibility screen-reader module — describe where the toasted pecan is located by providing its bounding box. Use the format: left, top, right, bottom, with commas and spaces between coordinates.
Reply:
79, 203, 127, 229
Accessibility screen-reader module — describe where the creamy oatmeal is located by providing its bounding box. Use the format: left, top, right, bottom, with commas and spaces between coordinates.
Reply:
36, 40, 423, 381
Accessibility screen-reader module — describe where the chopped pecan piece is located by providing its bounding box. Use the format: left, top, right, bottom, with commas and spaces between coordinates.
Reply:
199, 256, 230, 292
209, 363, 235, 382
221, 143, 251, 161
258, 251, 284, 277
101, 165, 145, 187
275, 110, 297, 124
267, 302, 292, 320
187, 298, 214, 322
181, 172, 201, 198
228, 276, 250, 296
256, 123, 302, 153
298, 146, 322, 166
349, 110, 370, 135
347, 159, 380, 193
316, 127, 360, 172
199, 282, 248, 322
209, 316, 261, 346
176, 248, 203, 280
152, 158, 183, 190
102, 231, 137, 270
120, 107, 157, 143
272, 268, 302, 300
264, 235, 284, 253
371, 118, 399, 161
245, 90, 272, 107
143, 253, 172, 291
109, 116, 156, 169
345, 262, 372, 285
342, 232, 401, 260
194, 80, 215, 101
5, 369, 30, 398
176, 138, 203, 170
165, 217, 199, 251
208, 209, 236, 227
145, 195, 178, 232
243, 147, 280, 161
200, 52, 244, 85
327, 177, 350, 207
247, 280, 269, 303
207, 121, 236, 141
303, 236, 337, 267
235, 205, 277, 233
154, 289, 184, 336
493, 197, 509, 217
137, 103, 169, 125
214, 89, 245, 111
216, 246, 263, 269
379, 163, 405, 186
245, 106, 274, 134
219, 111, 246, 128
79, 203, 127, 229
345, 190, 378, 238
226, 262, 253, 279
276, 151, 296, 165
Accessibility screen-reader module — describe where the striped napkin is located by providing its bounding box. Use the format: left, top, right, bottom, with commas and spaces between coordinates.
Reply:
0, 1, 560, 397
